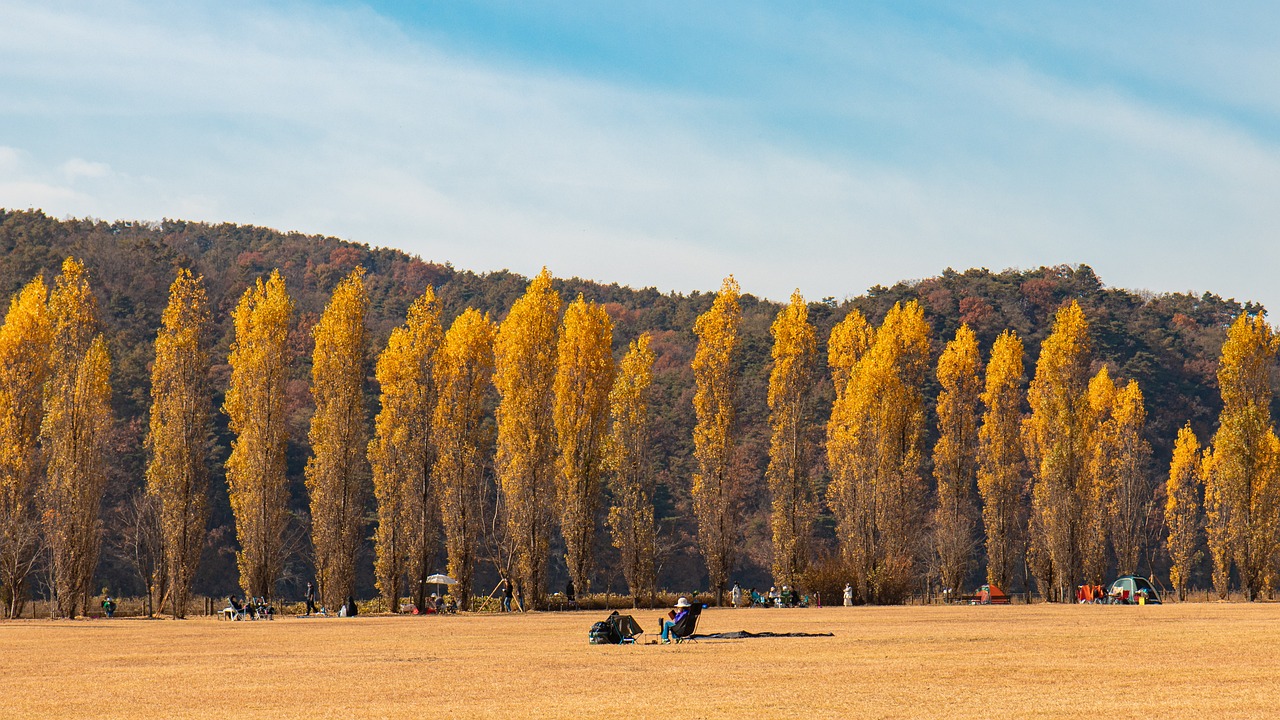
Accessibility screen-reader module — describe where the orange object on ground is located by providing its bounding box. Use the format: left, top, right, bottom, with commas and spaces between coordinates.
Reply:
977, 584, 1011, 605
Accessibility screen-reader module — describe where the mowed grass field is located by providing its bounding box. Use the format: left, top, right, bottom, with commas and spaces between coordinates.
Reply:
3, 602, 1279, 718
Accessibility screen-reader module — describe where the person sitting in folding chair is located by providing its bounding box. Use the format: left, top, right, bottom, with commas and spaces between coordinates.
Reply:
659, 597, 690, 643
223, 595, 245, 621
660, 597, 704, 643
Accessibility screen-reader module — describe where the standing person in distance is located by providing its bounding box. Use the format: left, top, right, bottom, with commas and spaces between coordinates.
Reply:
303, 582, 318, 616
843, 583, 854, 607
500, 576, 513, 613
731, 582, 742, 608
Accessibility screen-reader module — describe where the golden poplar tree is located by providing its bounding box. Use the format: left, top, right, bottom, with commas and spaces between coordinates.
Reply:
692, 276, 742, 603
1202, 450, 1230, 598
932, 324, 981, 598
40, 258, 112, 618
553, 295, 614, 596
1165, 424, 1202, 601
825, 308, 874, 601
306, 268, 370, 611
369, 287, 444, 611
606, 333, 657, 606
1083, 367, 1118, 584
828, 309, 874, 398
1109, 380, 1152, 576
826, 301, 931, 603
1207, 313, 1280, 600
144, 269, 211, 618
224, 270, 293, 600
766, 291, 817, 589
1023, 301, 1094, 601
433, 308, 496, 610
494, 268, 560, 608
976, 330, 1025, 592
0, 277, 50, 618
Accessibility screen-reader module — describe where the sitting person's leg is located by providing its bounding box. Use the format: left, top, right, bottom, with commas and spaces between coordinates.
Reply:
660, 620, 675, 641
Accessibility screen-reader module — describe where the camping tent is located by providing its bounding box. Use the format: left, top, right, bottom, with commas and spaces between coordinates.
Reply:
976, 584, 1011, 605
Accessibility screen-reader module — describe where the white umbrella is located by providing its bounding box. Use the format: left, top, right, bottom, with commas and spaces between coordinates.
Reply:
424, 574, 458, 603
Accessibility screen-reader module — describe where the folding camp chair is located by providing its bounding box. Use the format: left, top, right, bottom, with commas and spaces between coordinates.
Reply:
608, 612, 644, 645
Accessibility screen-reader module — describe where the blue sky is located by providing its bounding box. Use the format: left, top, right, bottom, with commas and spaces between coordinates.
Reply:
2, 0, 1279, 308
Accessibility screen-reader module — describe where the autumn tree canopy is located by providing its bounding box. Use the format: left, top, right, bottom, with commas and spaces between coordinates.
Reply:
1023, 300, 1092, 602
766, 290, 817, 590
41, 258, 112, 618
306, 268, 370, 611
606, 333, 657, 606
976, 330, 1025, 592
144, 269, 211, 618
224, 270, 293, 600
369, 287, 444, 612
1206, 313, 1280, 601
433, 308, 495, 611
932, 324, 981, 596
0, 277, 50, 619
494, 269, 560, 608
692, 276, 742, 604
553, 295, 614, 596
1165, 424, 1202, 601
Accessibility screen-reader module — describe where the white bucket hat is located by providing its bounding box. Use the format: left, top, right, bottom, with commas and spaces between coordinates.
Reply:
675, 597, 691, 608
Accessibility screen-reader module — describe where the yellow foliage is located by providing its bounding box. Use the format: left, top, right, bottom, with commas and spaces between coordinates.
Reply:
1202, 449, 1230, 598
494, 268, 560, 607
40, 258, 111, 618
932, 324, 981, 596
1108, 379, 1151, 576
0, 276, 50, 618
433, 308, 496, 609
144, 269, 211, 618
1082, 366, 1118, 583
553, 295, 614, 595
306, 268, 370, 611
606, 333, 657, 604
1165, 424, 1202, 600
976, 330, 1025, 591
224, 270, 293, 599
826, 301, 930, 603
1022, 300, 1092, 601
766, 290, 817, 588
828, 309, 873, 401
692, 276, 742, 601
369, 286, 444, 611
1207, 312, 1280, 600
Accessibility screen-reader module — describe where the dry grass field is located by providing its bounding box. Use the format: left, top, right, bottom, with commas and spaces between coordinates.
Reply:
3, 602, 1279, 718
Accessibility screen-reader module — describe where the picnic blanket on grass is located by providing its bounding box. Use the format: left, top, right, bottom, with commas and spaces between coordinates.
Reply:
693, 630, 834, 639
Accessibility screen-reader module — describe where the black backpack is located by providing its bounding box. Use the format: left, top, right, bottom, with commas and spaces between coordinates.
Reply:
588, 620, 620, 645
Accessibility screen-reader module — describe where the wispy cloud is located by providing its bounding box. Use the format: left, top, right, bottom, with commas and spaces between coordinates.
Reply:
2, 0, 1278, 309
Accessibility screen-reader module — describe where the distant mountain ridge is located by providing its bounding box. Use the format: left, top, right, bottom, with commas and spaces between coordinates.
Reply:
0, 208, 1249, 598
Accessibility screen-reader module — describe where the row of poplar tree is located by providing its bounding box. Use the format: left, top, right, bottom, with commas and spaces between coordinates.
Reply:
0, 259, 1273, 618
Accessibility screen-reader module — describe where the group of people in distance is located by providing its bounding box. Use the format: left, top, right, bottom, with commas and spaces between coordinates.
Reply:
733, 582, 816, 608
214, 574, 840, 622
298, 581, 362, 617
223, 595, 275, 620
422, 594, 457, 614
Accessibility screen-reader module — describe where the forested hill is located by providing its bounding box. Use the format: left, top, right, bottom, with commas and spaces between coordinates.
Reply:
0, 208, 1253, 598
